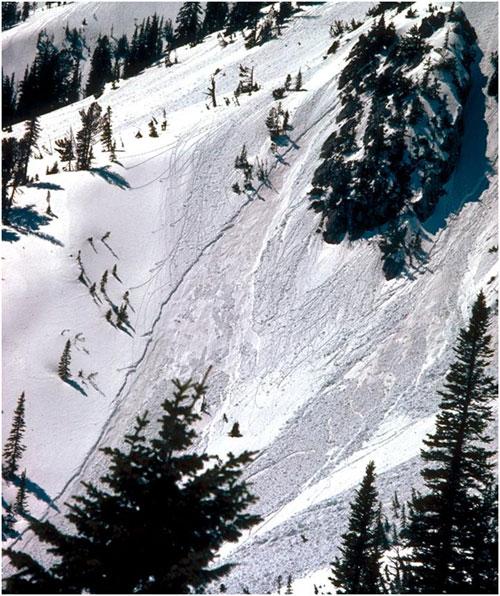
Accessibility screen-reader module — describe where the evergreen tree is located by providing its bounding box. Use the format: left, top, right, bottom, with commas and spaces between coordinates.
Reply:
86, 35, 113, 97
20, 116, 41, 183
2, 71, 17, 127
202, 2, 228, 35
2, 2, 20, 30
175, 2, 203, 47
54, 132, 75, 171
14, 470, 29, 516
406, 291, 498, 593
4, 376, 261, 593
100, 105, 115, 158
295, 69, 303, 91
58, 340, 72, 380
225, 2, 264, 35
75, 101, 102, 170
2, 136, 23, 222
329, 461, 383, 594
3, 392, 27, 478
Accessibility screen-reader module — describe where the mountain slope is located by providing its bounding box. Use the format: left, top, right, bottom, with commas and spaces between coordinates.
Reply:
2, 2, 497, 592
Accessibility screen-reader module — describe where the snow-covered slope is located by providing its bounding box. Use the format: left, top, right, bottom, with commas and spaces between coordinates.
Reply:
3, 2, 498, 592
2, 2, 183, 82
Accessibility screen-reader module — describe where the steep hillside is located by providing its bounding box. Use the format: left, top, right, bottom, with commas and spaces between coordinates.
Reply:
2, 2, 497, 593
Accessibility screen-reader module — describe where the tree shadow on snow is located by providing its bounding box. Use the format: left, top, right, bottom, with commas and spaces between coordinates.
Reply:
27, 181, 64, 191
64, 378, 88, 396
10, 474, 59, 512
4, 205, 63, 246
90, 166, 130, 190
421, 48, 491, 236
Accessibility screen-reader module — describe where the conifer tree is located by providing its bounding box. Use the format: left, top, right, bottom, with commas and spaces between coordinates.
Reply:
175, 2, 203, 47
14, 470, 29, 516
86, 35, 113, 97
148, 120, 158, 137
329, 461, 383, 594
295, 69, 303, 91
55, 132, 75, 171
58, 340, 72, 380
100, 105, 115, 158
3, 392, 27, 478
405, 291, 498, 593
2, 71, 17, 127
19, 116, 41, 183
76, 101, 102, 170
202, 2, 228, 35
4, 375, 261, 594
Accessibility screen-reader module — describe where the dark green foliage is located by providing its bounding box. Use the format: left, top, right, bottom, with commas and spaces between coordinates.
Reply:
14, 470, 29, 516
2, 71, 17, 128
55, 133, 76, 171
100, 106, 115, 158
2, 137, 24, 222
123, 14, 164, 78
202, 2, 228, 35
86, 35, 113, 97
75, 101, 102, 170
20, 116, 41, 183
16, 30, 80, 122
175, 2, 203, 46
2, 2, 20, 30
330, 461, 384, 594
4, 376, 261, 594
3, 392, 26, 479
406, 292, 498, 593
225, 2, 264, 35
58, 340, 72, 380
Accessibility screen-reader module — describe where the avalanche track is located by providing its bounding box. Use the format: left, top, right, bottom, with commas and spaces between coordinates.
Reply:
2, 2, 497, 592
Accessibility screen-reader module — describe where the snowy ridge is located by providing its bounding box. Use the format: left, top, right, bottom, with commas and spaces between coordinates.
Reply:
2, 2, 498, 592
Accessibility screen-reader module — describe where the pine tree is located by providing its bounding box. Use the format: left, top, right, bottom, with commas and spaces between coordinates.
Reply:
329, 461, 384, 594
18, 116, 41, 184
58, 340, 72, 380
76, 101, 102, 170
14, 470, 29, 516
229, 422, 242, 437
406, 291, 498, 593
3, 392, 27, 478
86, 35, 113, 97
295, 69, 303, 91
2, 71, 17, 127
175, 2, 203, 47
202, 2, 228, 35
100, 105, 115, 158
55, 132, 75, 171
4, 375, 261, 593
148, 120, 158, 137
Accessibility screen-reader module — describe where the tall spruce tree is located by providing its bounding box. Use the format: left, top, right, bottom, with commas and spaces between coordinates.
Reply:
3, 392, 27, 479
175, 2, 203, 46
202, 2, 228, 35
2, 71, 17, 127
14, 470, 29, 516
20, 116, 41, 183
100, 105, 115, 158
54, 132, 75, 171
58, 340, 72, 380
406, 291, 498, 593
86, 35, 113, 97
4, 375, 261, 593
330, 461, 384, 594
75, 101, 102, 170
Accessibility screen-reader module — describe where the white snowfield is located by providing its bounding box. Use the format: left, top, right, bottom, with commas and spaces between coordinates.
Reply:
2, 2, 498, 593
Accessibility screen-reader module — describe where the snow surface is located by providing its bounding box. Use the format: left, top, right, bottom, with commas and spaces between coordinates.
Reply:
2, 2, 498, 593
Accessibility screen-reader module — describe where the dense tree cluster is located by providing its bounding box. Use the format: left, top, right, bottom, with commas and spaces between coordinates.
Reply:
309, 7, 477, 278
331, 291, 498, 594
2, 2, 35, 31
